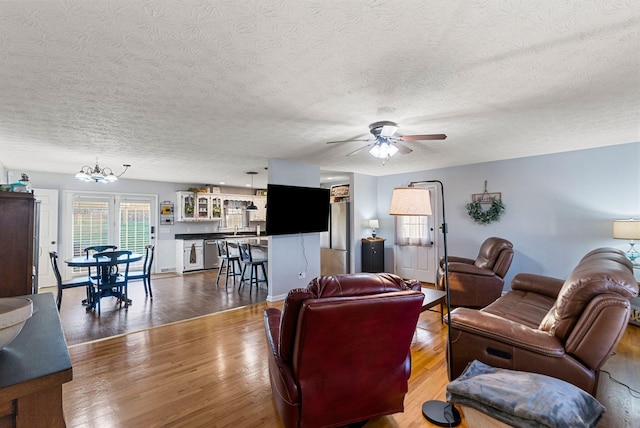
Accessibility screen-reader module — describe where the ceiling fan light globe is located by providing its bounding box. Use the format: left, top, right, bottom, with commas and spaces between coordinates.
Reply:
369, 142, 398, 159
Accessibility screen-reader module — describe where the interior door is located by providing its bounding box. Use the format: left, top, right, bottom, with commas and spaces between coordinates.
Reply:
34, 188, 59, 288
394, 184, 439, 284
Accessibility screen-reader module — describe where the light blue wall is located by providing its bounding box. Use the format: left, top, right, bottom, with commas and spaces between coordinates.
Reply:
352, 173, 379, 271
267, 158, 321, 300
12, 169, 256, 273
376, 142, 640, 287
5, 142, 639, 296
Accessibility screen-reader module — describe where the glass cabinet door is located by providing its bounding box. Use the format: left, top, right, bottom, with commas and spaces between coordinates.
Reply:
182, 193, 196, 220
211, 197, 222, 219
197, 195, 210, 219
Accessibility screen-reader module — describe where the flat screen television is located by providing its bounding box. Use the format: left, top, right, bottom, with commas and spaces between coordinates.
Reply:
266, 184, 330, 236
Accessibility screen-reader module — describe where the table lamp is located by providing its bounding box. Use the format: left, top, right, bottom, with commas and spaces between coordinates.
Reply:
369, 219, 380, 239
613, 219, 640, 267
389, 181, 461, 427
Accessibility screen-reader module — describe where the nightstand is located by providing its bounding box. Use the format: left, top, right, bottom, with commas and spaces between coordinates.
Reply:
362, 238, 385, 272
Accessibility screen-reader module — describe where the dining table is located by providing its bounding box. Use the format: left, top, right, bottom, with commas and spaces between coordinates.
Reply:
64, 252, 143, 310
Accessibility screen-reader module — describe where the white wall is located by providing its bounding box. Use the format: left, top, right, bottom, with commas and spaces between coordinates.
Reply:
377, 142, 640, 287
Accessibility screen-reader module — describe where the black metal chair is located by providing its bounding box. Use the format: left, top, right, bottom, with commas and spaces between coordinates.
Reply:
216, 240, 241, 289
49, 251, 91, 310
90, 250, 132, 315
128, 245, 155, 297
238, 243, 268, 293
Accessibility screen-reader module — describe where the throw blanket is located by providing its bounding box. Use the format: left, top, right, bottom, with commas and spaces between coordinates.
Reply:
446, 360, 605, 428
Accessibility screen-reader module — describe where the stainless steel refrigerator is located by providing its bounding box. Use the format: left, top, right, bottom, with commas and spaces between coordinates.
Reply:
320, 202, 350, 275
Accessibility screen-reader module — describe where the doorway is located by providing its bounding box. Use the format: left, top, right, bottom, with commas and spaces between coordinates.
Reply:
61, 191, 157, 280
393, 183, 439, 283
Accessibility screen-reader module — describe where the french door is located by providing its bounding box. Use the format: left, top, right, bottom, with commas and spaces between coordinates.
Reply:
64, 192, 157, 276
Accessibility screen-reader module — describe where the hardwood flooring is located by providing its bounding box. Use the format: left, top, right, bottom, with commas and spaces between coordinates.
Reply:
53, 270, 267, 346
59, 272, 639, 427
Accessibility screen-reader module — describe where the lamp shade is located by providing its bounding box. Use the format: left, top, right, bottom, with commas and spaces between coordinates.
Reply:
369, 219, 380, 229
613, 219, 640, 239
389, 187, 432, 216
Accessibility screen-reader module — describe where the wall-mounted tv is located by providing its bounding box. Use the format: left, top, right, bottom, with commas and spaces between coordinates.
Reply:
266, 184, 330, 236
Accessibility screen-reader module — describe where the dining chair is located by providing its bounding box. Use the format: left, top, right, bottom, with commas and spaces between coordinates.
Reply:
83, 245, 118, 257
83, 245, 118, 282
49, 251, 91, 310
238, 243, 268, 293
90, 250, 132, 315
216, 240, 241, 289
128, 245, 155, 297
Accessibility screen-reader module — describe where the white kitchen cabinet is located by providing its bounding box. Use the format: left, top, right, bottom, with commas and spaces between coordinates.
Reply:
175, 239, 204, 273
177, 191, 223, 222
176, 191, 264, 223
177, 191, 197, 221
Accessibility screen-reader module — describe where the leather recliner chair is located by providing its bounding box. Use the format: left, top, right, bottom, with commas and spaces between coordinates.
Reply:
447, 247, 638, 395
436, 236, 514, 307
263, 273, 424, 428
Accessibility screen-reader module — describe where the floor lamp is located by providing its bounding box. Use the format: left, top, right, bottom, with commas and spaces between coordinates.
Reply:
389, 181, 461, 427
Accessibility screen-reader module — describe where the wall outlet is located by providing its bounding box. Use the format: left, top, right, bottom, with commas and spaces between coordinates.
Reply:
298, 272, 306, 279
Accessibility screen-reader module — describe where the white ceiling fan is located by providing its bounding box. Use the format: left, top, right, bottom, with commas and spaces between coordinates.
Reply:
326, 121, 447, 161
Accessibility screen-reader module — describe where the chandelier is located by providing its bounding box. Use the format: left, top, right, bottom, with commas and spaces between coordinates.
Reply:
75, 158, 131, 183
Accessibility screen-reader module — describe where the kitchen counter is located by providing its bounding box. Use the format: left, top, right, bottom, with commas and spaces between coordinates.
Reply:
175, 232, 268, 240
0, 293, 72, 427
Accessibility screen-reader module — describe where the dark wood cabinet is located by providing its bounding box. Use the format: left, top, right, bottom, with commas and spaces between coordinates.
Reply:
0, 192, 35, 297
361, 238, 385, 273
0, 293, 73, 427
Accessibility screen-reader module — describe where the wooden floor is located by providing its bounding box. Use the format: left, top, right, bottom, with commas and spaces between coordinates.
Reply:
51, 270, 267, 346
60, 272, 639, 427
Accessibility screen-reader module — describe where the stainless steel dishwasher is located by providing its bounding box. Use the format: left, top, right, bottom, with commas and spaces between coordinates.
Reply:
204, 239, 220, 269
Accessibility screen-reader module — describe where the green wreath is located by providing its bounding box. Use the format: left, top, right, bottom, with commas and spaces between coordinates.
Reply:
466, 199, 505, 225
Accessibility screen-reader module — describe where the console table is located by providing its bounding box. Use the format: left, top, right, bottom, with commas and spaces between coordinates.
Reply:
0, 293, 72, 427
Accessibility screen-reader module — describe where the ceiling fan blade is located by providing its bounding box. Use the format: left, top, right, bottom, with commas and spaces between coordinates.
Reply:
400, 134, 447, 141
326, 138, 370, 144
393, 142, 413, 154
346, 144, 373, 157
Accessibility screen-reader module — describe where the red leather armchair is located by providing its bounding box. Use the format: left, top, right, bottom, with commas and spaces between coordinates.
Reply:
448, 247, 638, 394
436, 237, 514, 307
263, 273, 424, 428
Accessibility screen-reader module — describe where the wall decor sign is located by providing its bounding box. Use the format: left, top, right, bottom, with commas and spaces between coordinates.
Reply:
466, 181, 505, 225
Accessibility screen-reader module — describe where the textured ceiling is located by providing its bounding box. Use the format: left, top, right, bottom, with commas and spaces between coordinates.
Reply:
0, 1, 638, 188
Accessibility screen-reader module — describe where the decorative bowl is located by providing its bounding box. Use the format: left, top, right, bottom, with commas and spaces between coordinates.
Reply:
0, 298, 33, 350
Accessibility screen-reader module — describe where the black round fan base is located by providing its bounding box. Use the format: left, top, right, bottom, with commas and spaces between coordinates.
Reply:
422, 400, 461, 427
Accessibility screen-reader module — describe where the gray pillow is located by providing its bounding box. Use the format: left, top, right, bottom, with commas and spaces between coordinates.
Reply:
446, 360, 605, 428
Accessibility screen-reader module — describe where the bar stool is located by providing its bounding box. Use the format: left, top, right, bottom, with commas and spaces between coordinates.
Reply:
216, 240, 241, 289
238, 243, 268, 293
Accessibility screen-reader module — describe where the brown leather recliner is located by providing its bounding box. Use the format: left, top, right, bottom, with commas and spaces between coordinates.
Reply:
263, 273, 424, 428
448, 247, 639, 395
436, 237, 514, 307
